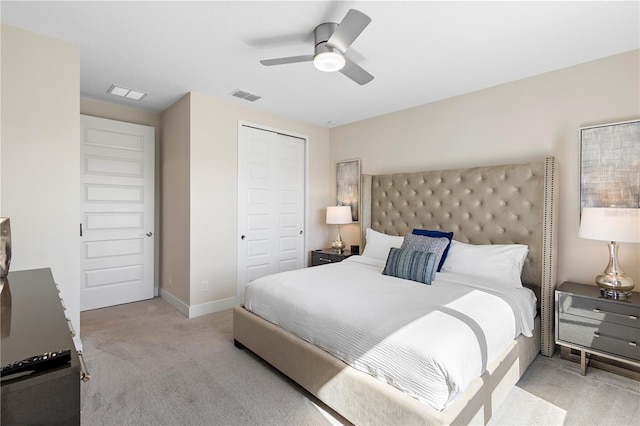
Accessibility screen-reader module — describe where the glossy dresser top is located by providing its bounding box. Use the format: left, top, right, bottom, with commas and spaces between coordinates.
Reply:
1, 268, 76, 368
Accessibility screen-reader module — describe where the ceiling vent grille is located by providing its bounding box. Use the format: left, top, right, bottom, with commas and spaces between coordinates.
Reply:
107, 84, 147, 101
230, 89, 261, 102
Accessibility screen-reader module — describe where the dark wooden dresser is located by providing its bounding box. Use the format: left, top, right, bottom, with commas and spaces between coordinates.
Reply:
1, 268, 81, 425
555, 281, 640, 376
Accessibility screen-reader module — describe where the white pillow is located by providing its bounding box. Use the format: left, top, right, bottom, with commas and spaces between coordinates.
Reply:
441, 240, 529, 288
361, 228, 404, 262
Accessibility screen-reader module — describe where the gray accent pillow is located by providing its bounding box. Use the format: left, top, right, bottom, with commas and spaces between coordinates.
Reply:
401, 233, 450, 274
382, 248, 437, 285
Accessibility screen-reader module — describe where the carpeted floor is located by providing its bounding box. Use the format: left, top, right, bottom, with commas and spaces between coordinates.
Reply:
80, 297, 639, 426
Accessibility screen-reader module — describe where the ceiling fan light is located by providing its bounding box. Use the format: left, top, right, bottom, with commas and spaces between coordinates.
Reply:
314, 51, 345, 72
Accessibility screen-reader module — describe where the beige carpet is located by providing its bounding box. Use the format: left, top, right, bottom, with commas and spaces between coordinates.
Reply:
80, 297, 639, 425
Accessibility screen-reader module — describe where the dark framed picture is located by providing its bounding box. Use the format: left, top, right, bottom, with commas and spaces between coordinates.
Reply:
336, 159, 360, 222
579, 119, 640, 210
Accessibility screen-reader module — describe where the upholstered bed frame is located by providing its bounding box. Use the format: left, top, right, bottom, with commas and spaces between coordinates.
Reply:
233, 157, 558, 425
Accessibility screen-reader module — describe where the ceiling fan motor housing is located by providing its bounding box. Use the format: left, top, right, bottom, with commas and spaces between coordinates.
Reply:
314, 22, 341, 55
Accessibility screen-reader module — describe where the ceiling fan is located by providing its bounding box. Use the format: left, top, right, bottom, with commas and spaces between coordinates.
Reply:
260, 9, 374, 85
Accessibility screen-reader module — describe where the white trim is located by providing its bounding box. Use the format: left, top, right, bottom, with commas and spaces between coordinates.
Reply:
161, 289, 240, 319
188, 296, 240, 318
160, 288, 190, 317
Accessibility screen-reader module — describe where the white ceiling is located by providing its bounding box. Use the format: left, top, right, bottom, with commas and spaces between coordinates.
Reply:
2, 1, 638, 128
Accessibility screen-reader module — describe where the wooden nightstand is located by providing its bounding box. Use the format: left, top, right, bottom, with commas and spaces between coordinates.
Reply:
310, 249, 353, 267
555, 281, 640, 378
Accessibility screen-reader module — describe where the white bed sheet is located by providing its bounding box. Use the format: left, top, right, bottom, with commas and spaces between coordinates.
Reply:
243, 255, 537, 411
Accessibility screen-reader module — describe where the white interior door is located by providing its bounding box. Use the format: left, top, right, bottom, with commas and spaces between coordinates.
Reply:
237, 124, 306, 301
80, 115, 155, 311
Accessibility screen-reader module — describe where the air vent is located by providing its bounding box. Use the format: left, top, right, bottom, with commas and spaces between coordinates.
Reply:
107, 84, 147, 101
230, 89, 261, 102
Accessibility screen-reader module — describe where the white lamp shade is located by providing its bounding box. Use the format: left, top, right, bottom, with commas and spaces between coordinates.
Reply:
579, 207, 640, 243
326, 206, 352, 225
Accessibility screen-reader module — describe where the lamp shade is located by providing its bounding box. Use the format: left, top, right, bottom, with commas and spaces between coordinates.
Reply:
579, 207, 640, 243
326, 206, 352, 225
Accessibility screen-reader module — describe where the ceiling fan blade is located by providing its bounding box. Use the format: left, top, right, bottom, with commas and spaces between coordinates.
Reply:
327, 9, 371, 53
340, 58, 374, 85
260, 54, 314, 66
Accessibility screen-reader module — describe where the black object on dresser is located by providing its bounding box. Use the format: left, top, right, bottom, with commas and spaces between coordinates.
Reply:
555, 281, 640, 376
311, 248, 353, 266
1, 268, 80, 425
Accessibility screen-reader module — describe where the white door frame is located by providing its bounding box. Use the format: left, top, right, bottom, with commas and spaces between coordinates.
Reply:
237, 120, 309, 300
80, 115, 155, 311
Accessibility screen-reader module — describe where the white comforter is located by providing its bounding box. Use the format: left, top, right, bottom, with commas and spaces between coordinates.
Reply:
244, 255, 537, 411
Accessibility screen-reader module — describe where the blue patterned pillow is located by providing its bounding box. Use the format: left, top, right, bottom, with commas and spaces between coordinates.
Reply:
382, 248, 437, 285
412, 229, 454, 271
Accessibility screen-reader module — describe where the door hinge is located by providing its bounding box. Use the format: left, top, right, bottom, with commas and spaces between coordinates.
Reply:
80, 223, 83, 237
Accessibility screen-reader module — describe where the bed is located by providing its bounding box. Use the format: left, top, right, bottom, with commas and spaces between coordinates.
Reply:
233, 157, 558, 425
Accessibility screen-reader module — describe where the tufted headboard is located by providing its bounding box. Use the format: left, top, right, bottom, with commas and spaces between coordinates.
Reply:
361, 157, 558, 356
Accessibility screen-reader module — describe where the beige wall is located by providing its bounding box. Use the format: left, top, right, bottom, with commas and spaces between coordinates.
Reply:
330, 49, 640, 288
1, 24, 81, 344
161, 92, 331, 316
80, 98, 160, 130
160, 94, 191, 305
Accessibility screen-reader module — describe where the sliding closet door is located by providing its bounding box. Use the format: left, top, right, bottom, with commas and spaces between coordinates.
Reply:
237, 124, 306, 301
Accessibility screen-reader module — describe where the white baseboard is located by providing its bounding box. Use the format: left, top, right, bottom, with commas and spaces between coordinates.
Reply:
159, 288, 190, 317
189, 296, 239, 318
160, 288, 239, 319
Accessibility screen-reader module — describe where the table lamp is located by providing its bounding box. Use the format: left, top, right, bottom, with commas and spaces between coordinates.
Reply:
326, 206, 352, 252
578, 207, 640, 299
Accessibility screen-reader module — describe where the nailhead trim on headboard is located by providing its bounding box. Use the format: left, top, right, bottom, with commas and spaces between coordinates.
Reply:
541, 157, 558, 356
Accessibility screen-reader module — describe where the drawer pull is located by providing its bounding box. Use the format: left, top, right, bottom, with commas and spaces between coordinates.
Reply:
318, 257, 331, 262
592, 331, 638, 346
77, 350, 91, 382
66, 317, 76, 337
592, 308, 638, 321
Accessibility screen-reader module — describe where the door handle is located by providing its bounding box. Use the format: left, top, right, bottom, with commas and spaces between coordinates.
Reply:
146, 232, 153, 237
241, 235, 246, 240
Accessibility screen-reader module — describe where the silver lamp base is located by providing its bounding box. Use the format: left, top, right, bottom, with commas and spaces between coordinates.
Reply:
599, 288, 632, 300
595, 241, 634, 300
331, 239, 345, 253
331, 226, 346, 253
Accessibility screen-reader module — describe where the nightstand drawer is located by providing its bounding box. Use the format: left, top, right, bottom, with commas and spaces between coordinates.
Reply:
558, 313, 640, 361
558, 293, 640, 329
313, 253, 337, 264
310, 249, 352, 267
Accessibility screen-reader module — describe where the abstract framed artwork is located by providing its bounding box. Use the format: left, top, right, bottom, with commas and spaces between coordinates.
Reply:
580, 119, 640, 210
336, 159, 360, 222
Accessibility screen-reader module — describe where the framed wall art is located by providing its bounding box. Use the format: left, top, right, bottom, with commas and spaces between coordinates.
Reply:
336, 159, 360, 222
580, 119, 640, 210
